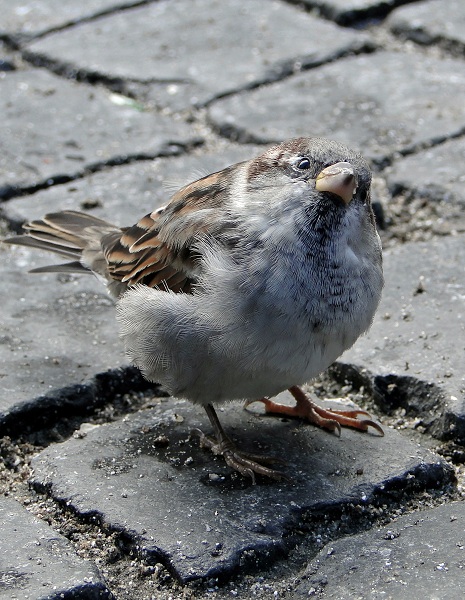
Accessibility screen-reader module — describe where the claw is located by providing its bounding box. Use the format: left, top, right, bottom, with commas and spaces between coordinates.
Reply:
198, 405, 291, 484
244, 387, 384, 437
355, 418, 384, 436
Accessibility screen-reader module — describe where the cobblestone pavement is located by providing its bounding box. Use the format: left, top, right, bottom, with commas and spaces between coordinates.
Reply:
1, 1, 465, 598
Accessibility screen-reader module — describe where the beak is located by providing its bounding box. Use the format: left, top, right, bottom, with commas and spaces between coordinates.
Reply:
315, 162, 357, 205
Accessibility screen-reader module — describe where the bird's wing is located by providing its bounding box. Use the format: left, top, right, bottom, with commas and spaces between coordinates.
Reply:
102, 165, 238, 294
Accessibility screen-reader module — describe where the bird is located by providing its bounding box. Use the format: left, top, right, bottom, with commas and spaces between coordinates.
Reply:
3, 137, 384, 483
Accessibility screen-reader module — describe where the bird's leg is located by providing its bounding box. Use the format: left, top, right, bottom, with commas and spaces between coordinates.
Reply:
192, 403, 288, 484
245, 385, 383, 437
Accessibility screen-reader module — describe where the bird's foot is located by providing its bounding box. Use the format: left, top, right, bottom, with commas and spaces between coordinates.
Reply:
191, 428, 289, 485
245, 385, 384, 437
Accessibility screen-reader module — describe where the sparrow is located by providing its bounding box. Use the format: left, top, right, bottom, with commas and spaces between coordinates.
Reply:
4, 137, 384, 483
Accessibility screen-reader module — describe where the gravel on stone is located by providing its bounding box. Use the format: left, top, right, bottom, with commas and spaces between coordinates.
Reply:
294, 500, 465, 598
339, 234, 465, 443
0, 495, 112, 599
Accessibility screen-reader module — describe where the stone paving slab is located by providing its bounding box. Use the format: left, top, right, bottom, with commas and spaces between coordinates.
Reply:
0, 0, 143, 38
388, 0, 465, 49
340, 234, 465, 443
30, 396, 454, 583
22, 0, 371, 110
0, 69, 199, 197
1, 145, 263, 228
384, 137, 465, 204
0, 496, 112, 599
207, 51, 465, 164
294, 500, 465, 599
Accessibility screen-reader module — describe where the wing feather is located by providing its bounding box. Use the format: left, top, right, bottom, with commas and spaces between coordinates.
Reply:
102, 163, 238, 294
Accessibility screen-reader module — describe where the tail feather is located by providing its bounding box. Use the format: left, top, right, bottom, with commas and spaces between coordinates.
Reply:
29, 261, 90, 274
3, 234, 82, 260
23, 223, 85, 249
3, 210, 120, 280
37, 210, 116, 234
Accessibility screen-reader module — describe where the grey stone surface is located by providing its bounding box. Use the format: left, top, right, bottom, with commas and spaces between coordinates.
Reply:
0, 244, 127, 431
339, 234, 465, 442
208, 51, 465, 164
0, 0, 143, 37
2, 161, 167, 229
23, 0, 371, 109
2, 145, 264, 228
294, 500, 465, 599
0, 496, 112, 599
0, 69, 199, 196
30, 396, 453, 583
388, 0, 465, 49
384, 135, 465, 205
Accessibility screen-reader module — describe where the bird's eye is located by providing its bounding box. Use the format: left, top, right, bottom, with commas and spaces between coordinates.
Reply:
296, 157, 311, 170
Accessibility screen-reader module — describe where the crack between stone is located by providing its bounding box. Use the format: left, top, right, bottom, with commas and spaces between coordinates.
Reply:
0, 138, 204, 211
371, 127, 465, 170
0, 366, 164, 438
19, 49, 192, 90
0, 0, 158, 47
6, 37, 377, 111
282, 0, 417, 28
201, 40, 378, 109
328, 361, 465, 444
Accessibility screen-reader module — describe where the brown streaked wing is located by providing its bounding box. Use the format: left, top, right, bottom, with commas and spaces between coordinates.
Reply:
119, 213, 157, 248
124, 248, 174, 281
102, 214, 183, 290
102, 167, 233, 293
